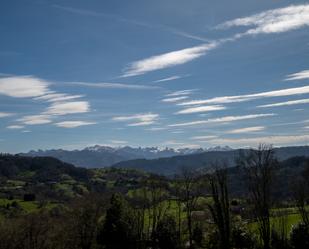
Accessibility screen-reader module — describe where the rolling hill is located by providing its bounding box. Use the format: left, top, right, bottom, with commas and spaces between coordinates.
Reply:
112, 146, 309, 175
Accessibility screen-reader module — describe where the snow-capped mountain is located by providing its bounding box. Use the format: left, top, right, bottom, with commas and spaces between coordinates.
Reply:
21, 145, 233, 168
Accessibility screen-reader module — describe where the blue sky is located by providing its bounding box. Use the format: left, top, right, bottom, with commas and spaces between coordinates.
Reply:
1, 0, 309, 152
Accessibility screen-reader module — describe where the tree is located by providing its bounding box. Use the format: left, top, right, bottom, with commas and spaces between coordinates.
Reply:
152, 215, 178, 249
238, 144, 277, 249
177, 168, 200, 249
293, 179, 309, 227
69, 194, 104, 249
207, 166, 231, 249
146, 175, 169, 238
97, 193, 137, 249
293, 161, 309, 226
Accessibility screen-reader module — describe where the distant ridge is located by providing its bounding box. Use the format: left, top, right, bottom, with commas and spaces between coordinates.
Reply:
19, 145, 309, 174
112, 146, 309, 175
20, 145, 233, 168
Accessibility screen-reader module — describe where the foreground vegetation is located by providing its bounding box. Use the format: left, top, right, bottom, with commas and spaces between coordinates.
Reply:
0, 145, 309, 249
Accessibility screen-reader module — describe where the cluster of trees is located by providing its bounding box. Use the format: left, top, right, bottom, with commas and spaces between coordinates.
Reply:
0, 145, 308, 249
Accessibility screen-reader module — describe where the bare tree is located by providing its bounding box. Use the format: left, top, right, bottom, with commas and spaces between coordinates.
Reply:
173, 178, 184, 246
144, 175, 169, 240
238, 144, 277, 249
293, 171, 309, 226
207, 164, 231, 249
178, 168, 200, 249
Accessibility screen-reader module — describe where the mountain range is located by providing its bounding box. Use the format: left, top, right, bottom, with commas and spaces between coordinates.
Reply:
20, 145, 232, 168
113, 146, 309, 175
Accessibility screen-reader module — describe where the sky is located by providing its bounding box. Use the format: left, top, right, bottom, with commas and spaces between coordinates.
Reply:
0, 0, 309, 152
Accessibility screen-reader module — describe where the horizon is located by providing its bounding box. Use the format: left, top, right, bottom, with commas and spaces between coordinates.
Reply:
1, 0, 309, 153
10, 143, 309, 155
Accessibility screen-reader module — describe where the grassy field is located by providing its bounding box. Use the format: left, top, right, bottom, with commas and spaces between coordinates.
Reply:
0, 198, 60, 221
248, 213, 302, 237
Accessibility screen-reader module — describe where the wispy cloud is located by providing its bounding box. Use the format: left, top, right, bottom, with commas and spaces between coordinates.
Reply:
169, 113, 275, 127
285, 69, 309, 81
217, 4, 309, 35
170, 30, 211, 43
128, 121, 156, 126
0, 76, 89, 116
208, 134, 309, 147
0, 112, 14, 118
154, 75, 186, 83
54, 121, 96, 128
109, 140, 128, 144
7, 125, 24, 129
112, 113, 159, 126
69, 82, 159, 90
161, 96, 189, 103
122, 42, 219, 77
190, 135, 217, 140
146, 127, 167, 131
34, 93, 84, 102
226, 126, 265, 134
0, 76, 49, 98
258, 98, 309, 108
54, 4, 214, 43
179, 86, 309, 106
176, 105, 226, 114
163, 140, 200, 148
45, 101, 90, 115
118, 4, 309, 77
165, 89, 196, 97
18, 115, 52, 125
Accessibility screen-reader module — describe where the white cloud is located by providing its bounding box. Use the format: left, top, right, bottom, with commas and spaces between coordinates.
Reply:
163, 140, 186, 146
179, 86, 309, 106
128, 121, 156, 126
0, 112, 14, 118
162, 96, 189, 103
109, 140, 128, 144
122, 42, 218, 77
169, 113, 275, 127
146, 127, 167, 131
258, 98, 309, 108
112, 113, 159, 126
171, 130, 184, 134
285, 70, 309, 81
154, 75, 183, 83
116, 4, 309, 77
208, 134, 309, 147
226, 126, 265, 134
0, 76, 90, 116
45, 101, 90, 115
7, 125, 24, 129
18, 115, 52, 125
190, 135, 217, 140
54, 121, 96, 128
0, 76, 50, 98
217, 4, 309, 35
34, 93, 84, 102
69, 81, 159, 90
163, 140, 201, 149
165, 89, 196, 97
176, 105, 226, 114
